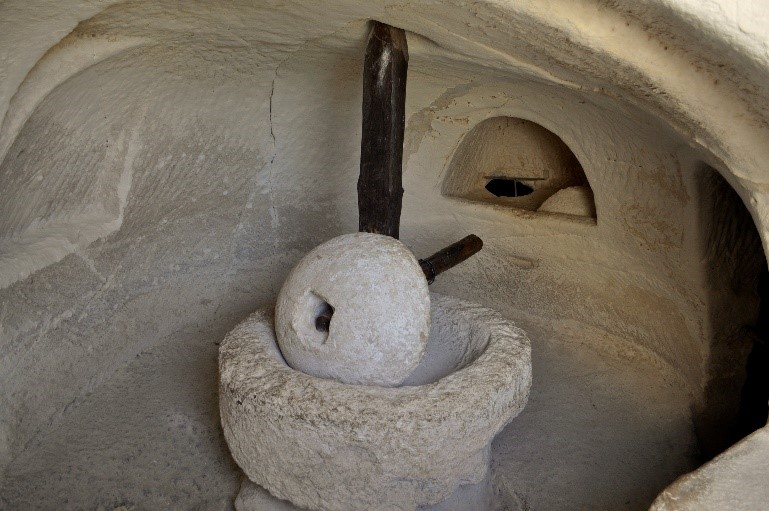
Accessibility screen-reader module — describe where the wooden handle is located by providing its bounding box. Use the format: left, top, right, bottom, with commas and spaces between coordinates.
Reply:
419, 235, 483, 284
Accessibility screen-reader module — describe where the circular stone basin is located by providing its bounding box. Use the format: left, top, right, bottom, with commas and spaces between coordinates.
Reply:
219, 293, 532, 511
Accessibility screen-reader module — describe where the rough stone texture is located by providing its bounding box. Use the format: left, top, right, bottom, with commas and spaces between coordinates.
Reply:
0, 0, 764, 469
538, 186, 597, 218
235, 470, 499, 511
236, 479, 301, 511
275, 232, 430, 386
220, 293, 532, 511
650, 425, 769, 511
0, 306, 698, 511
0, 0, 768, 507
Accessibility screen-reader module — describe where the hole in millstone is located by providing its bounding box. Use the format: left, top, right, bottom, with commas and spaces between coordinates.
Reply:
485, 178, 534, 198
315, 301, 334, 333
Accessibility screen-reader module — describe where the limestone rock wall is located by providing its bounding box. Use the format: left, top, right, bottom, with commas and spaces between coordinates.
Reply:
0, 0, 768, 484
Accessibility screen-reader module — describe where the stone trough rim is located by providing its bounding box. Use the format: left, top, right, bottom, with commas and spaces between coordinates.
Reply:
220, 293, 530, 426
219, 292, 532, 510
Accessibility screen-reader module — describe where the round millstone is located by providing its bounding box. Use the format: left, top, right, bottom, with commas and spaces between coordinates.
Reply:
274, 232, 430, 387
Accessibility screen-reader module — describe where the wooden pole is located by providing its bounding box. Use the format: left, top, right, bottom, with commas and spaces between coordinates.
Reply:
351, 20, 484, 298
358, 21, 409, 238
315, 23, 483, 335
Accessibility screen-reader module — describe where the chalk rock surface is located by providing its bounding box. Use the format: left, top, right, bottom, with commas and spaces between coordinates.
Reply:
235, 471, 497, 511
219, 293, 532, 511
651, 426, 769, 511
274, 232, 430, 387
537, 185, 596, 217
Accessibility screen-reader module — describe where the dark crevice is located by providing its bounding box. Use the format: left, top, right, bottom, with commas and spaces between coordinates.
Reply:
485, 178, 534, 198
734, 262, 769, 441
695, 164, 767, 461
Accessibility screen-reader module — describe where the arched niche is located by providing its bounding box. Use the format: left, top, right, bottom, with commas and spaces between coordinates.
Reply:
441, 116, 596, 219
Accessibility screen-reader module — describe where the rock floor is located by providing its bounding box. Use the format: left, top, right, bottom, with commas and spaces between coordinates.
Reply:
0, 312, 698, 510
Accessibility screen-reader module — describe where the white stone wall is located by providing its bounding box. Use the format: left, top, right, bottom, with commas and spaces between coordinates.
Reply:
0, 1, 768, 499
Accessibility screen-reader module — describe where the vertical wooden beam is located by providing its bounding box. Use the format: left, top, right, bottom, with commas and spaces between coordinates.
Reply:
358, 21, 409, 238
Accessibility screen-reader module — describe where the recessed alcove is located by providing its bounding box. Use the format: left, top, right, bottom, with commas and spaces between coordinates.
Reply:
442, 116, 596, 219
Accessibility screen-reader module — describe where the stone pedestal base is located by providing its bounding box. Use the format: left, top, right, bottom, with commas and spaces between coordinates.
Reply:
235, 470, 498, 511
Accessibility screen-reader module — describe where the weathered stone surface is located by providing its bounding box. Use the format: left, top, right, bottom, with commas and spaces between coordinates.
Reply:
537, 186, 596, 217
235, 479, 303, 511
3, 1, 769, 508
220, 293, 531, 511
235, 470, 497, 511
274, 232, 430, 387
650, 425, 769, 511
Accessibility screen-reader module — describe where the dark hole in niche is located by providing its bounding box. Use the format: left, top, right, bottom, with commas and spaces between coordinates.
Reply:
315, 301, 334, 333
485, 178, 534, 198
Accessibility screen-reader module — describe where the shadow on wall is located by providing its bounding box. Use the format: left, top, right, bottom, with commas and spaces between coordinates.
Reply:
734, 263, 769, 440
694, 164, 767, 460
442, 116, 596, 219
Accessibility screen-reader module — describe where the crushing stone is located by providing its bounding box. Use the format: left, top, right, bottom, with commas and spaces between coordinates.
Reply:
274, 232, 430, 387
